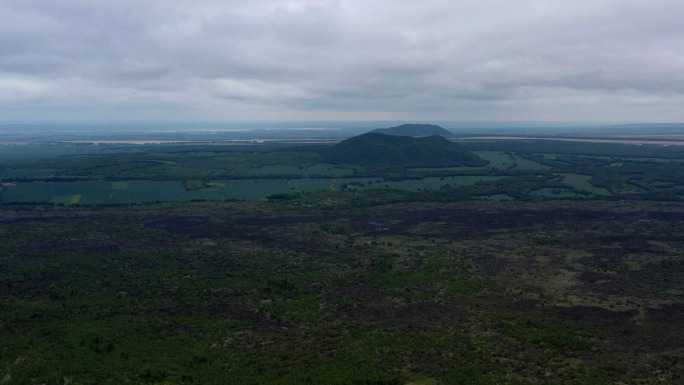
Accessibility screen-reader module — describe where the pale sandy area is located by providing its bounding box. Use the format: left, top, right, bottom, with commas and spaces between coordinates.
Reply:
63, 140, 204, 145
61, 138, 343, 145
455, 136, 684, 146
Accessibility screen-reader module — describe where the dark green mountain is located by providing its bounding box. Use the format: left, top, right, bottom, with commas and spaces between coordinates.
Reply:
371, 124, 453, 137
322, 133, 488, 167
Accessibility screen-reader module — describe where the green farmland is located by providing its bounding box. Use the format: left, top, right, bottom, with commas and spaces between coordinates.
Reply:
6, 137, 684, 205
0, 176, 503, 205
559, 173, 611, 195
248, 163, 355, 176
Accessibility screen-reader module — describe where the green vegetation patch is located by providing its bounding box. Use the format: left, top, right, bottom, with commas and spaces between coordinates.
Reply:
500, 316, 595, 351
248, 163, 354, 177
530, 188, 584, 198
111, 181, 130, 190
370, 252, 492, 299
0, 168, 60, 178
1, 200, 676, 384
473, 151, 550, 170
1, 176, 504, 205
472, 194, 515, 201
559, 173, 611, 195
184, 179, 208, 191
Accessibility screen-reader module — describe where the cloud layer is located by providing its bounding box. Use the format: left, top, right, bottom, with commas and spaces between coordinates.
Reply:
2, 0, 683, 122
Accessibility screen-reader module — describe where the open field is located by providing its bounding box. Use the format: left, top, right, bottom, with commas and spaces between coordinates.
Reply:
0, 176, 504, 204
559, 173, 611, 196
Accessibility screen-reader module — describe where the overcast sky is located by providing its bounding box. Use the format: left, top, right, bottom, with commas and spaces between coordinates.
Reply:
1, 0, 683, 124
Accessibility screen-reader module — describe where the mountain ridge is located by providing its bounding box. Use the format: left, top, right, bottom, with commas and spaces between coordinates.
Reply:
371, 124, 453, 137
321, 132, 487, 167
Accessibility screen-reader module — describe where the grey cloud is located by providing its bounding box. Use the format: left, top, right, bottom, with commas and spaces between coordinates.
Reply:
1, 0, 684, 122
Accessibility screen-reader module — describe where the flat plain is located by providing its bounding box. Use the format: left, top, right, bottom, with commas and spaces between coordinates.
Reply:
2, 137, 684, 384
